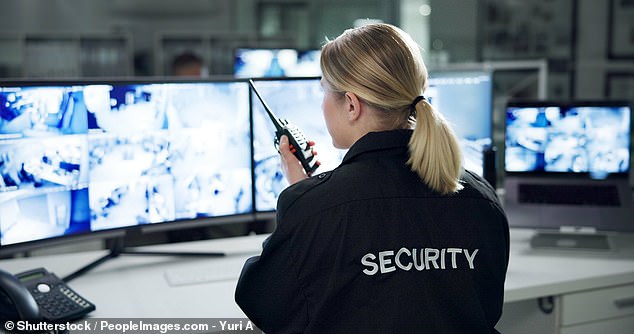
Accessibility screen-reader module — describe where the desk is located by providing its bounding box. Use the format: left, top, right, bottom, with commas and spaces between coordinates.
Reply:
499, 229, 634, 334
0, 234, 268, 318
1, 229, 634, 332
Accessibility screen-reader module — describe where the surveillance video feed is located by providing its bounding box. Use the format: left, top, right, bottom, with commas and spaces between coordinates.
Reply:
505, 104, 631, 178
87, 82, 253, 231
252, 78, 346, 211
1, 86, 92, 245
0, 86, 91, 137
0, 81, 253, 247
427, 72, 493, 176
234, 49, 321, 78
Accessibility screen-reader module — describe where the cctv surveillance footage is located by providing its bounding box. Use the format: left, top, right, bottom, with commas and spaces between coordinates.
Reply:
505, 103, 631, 178
0, 81, 253, 247
234, 49, 322, 78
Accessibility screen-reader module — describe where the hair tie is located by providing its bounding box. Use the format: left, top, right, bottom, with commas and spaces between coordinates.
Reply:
409, 95, 426, 115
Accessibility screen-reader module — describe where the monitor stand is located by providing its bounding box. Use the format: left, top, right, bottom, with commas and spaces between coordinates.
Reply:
530, 228, 612, 252
62, 237, 225, 282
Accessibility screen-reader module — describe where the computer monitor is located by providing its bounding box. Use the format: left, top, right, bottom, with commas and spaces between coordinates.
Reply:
427, 71, 494, 177
505, 101, 631, 178
0, 79, 253, 255
502, 100, 633, 246
251, 77, 346, 214
234, 48, 321, 78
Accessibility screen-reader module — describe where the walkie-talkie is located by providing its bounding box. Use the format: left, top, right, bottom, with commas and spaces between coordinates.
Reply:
249, 79, 320, 176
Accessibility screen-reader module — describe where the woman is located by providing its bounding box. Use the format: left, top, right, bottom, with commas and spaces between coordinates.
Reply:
235, 23, 509, 333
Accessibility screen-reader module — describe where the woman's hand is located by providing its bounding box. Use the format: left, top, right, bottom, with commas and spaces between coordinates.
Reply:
279, 135, 316, 185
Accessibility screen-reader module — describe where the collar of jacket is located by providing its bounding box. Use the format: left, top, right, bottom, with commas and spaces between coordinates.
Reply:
341, 129, 413, 164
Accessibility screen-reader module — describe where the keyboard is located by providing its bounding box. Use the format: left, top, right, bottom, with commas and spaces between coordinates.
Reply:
164, 262, 243, 287
518, 184, 621, 206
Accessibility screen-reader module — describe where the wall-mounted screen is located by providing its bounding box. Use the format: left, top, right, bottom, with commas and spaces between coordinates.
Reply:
0, 80, 252, 252
234, 48, 321, 78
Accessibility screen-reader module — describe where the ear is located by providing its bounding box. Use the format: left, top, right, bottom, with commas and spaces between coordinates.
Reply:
344, 92, 362, 122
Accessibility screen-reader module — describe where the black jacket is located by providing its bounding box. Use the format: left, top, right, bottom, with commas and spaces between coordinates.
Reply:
235, 129, 510, 333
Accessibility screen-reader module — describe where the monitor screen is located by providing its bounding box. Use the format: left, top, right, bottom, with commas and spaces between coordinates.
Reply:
234, 48, 321, 78
0, 80, 253, 251
427, 71, 493, 176
504, 100, 631, 178
251, 77, 346, 212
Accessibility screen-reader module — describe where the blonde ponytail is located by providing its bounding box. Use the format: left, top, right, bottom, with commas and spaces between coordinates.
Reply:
320, 23, 464, 195
407, 100, 463, 195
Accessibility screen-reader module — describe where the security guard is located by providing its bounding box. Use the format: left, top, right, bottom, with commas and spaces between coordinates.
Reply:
235, 23, 509, 334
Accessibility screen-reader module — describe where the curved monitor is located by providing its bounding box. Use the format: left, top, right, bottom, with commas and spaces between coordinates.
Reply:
251, 77, 346, 214
0, 79, 253, 255
427, 71, 494, 177
234, 48, 321, 78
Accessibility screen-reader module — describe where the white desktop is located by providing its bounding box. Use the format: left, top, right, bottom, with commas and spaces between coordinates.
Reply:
1, 228, 634, 333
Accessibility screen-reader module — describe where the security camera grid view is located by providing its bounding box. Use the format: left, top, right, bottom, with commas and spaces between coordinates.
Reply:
0, 81, 252, 246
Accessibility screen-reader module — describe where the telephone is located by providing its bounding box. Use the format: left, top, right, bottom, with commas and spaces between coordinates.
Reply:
0, 267, 95, 323
248, 79, 320, 176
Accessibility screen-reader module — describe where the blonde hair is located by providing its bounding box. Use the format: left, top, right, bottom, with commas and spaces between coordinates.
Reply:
320, 23, 463, 195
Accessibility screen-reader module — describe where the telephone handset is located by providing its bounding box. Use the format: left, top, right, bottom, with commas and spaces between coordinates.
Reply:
0, 267, 95, 323
248, 79, 320, 176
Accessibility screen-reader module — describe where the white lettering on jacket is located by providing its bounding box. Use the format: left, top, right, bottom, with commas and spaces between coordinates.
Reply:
361, 247, 479, 276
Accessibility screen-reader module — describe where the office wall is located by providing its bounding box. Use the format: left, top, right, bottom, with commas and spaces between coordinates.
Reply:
0, 0, 238, 49
428, 0, 478, 63
426, 0, 633, 103
576, 0, 633, 100
0, 0, 399, 77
